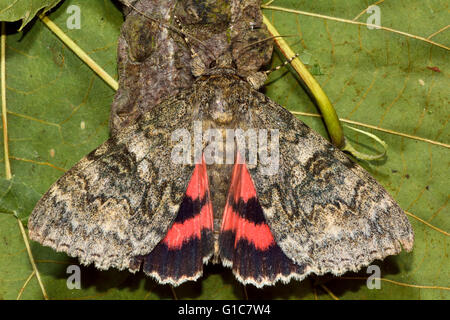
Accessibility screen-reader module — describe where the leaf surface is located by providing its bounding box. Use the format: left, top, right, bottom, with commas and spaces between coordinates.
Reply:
0, 0, 63, 29
0, 0, 448, 300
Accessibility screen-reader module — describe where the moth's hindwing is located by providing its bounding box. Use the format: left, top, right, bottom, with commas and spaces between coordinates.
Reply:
28, 95, 197, 272
246, 91, 414, 278
131, 157, 214, 285
219, 153, 305, 287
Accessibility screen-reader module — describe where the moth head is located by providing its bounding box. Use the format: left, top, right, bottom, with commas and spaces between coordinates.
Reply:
174, 0, 273, 85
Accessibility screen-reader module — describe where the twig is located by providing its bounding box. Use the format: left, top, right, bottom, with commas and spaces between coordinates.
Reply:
262, 14, 345, 148
339, 276, 450, 291
352, 1, 385, 21
16, 270, 36, 300
405, 211, 449, 237
17, 217, 49, 300
341, 125, 387, 160
243, 285, 249, 300
427, 25, 449, 40
1, 22, 11, 179
170, 286, 178, 300
262, 5, 449, 51
38, 13, 119, 91
320, 284, 339, 300
290, 111, 450, 149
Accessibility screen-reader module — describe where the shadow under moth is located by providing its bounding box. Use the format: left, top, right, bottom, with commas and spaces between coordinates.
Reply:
28, 0, 414, 288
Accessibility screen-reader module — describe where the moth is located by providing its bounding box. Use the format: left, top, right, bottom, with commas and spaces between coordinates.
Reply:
28, 0, 414, 288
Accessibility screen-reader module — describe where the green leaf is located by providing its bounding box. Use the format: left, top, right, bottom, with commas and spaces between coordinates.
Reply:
0, 0, 63, 29
0, 0, 448, 299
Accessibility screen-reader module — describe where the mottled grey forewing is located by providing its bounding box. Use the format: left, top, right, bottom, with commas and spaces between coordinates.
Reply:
110, 0, 193, 135
246, 91, 414, 278
28, 95, 196, 272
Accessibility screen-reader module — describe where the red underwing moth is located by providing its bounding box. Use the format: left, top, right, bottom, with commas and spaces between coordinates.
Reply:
28, 0, 414, 288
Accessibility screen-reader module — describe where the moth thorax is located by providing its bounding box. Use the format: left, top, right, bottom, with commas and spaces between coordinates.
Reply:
209, 97, 234, 124
191, 55, 207, 77
215, 52, 233, 69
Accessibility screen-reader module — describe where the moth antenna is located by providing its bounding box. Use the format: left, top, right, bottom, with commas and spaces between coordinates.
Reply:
123, 1, 217, 60
174, 16, 204, 62
264, 53, 300, 75
237, 34, 297, 53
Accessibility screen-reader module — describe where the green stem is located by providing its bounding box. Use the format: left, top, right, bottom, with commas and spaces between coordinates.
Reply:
262, 14, 345, 148
38, 13, 119, 91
